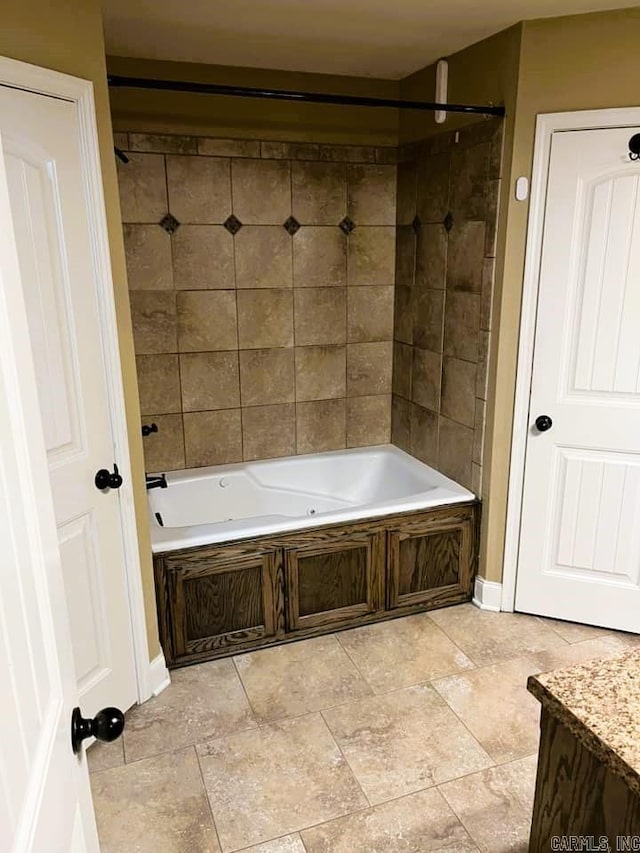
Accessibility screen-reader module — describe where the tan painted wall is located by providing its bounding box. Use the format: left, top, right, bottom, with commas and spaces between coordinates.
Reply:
2, 0, 160, 657
484, 6, 640, 583
107, 56, 400, 145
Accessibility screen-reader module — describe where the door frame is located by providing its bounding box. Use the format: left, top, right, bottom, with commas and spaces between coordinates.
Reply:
502, 106, 640, 612
0, 54, 159, 702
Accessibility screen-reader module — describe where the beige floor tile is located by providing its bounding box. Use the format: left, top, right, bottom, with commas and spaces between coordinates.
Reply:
337, 612, 475, 693
234, 635, 372, 722
124, 659, 257, 762
87, 737, 124, 773
540, 617, 610, 643
429, 604, 568, 666
240, 835, 307, 853
301, 787, 479, 852
197, 713, 367, 852
91, 747, 220, 853
529, 634, 639, 674
439, 755, 538, 852
432, 657, 541, 764
322, 683, 492, 805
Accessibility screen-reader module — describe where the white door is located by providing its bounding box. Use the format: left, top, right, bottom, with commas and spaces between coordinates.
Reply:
0, 83, 137, 714
0, 129, 99, 851
516, 125, 640, 632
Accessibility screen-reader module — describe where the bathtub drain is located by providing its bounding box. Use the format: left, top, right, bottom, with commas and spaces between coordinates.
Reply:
307, 508, 316, 516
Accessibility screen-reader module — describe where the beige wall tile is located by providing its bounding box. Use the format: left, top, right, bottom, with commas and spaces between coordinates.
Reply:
142, 414, 185, 473
117, 152, 167, 223
348, 227, 395, 286
235, 226, 292, 289
396, 161, 417, 226
232, 159, 291, 224
450, 142, 491, 220
392, 342, 412, 399
238, 290, 294, 349
180, 352, 240, 412
172, 225, 234, 290
294, 288, 346, 346
240, 348, 295, 406
347, 342, 393, 396
166, 155, 231, 224
393, 286, 413, 345
198, 138, 261, 158
476, 332, 490, 400
318, 145, 375, 163
123, 224, 173, 290
413, 289, 444, 352
473, 398, 486, 465
295, 345, 346, 401
441, 357, 476, 427
129, 133, 197, 155
293, 227, 346, 287
184, 409, 242, 466
296, 399, 346, 454
447, 221, 486, 293
242, 404, 296, 460
395, 226, 416, 288
136, 354, 181, 415
261, 141, 320, 160
347, 395, 391, 447
416, 151, 450, 223
375, 147, 398, 165
347, 286, 394, 343
411, 403, 438, 466
177, 291, 237, 352
411, 348, 441, 412
391, 395, 412, 451
347, 164, 397, 225
130, 291, 177, 354
443, 291, 480, 362
112, 132, 129, 150
438, 416, 474, 488
240, 836, 306, 853
415, 224, 447, 289
291, 162, 346, 225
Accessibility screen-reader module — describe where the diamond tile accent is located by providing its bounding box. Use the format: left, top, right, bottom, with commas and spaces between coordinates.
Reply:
411, 215, 422, 235
283, 216, 301, 236
223, 214, 243, 235
339, 216, 356, 235
159, 213, 180, 235
443, 211, 454, 233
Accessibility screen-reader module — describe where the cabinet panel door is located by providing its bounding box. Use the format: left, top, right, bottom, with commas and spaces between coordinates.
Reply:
285, 531, 385, 630
160, 546, 284, 662
388, 509, 475, 610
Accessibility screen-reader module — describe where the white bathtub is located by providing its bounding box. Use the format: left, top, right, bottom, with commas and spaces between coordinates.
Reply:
148, 445, 475, 553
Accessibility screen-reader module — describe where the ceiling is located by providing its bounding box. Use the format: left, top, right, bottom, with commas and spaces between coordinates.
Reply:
102, 0, 636, 80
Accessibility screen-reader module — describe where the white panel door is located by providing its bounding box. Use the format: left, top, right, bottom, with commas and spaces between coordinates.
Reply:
0, 128, 99, 852
0, 83, 137, 714
516, 126, 640, 632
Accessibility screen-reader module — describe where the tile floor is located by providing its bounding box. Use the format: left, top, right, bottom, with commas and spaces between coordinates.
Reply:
89, 604, 639, 853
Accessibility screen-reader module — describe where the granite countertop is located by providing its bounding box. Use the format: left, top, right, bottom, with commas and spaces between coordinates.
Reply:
528, 650, 640, 796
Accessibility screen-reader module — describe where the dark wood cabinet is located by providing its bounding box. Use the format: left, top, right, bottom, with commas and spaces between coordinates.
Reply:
154, 502, 479, 667
155, 543, 284, 665
284, 530, 385, 630
387, 507, 475, 610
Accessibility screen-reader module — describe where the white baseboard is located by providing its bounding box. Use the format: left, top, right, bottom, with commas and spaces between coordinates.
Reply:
472, 577, 503, 612
148, 651, 171, 697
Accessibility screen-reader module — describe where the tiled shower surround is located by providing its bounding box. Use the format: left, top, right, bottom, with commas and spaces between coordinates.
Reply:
391, 120, 502, 493
117, 133, 397, 472
117, 123, 502, 486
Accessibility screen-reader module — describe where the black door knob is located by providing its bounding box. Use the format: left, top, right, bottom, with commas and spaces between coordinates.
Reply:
71, 706, 125, 754
95, 463, 123, 490
535, 415, 553, 432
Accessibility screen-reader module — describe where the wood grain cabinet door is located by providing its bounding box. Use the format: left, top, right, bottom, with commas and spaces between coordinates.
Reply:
158, 545, 284, 664
284, 530, 385, 631
387, 508, 475, 610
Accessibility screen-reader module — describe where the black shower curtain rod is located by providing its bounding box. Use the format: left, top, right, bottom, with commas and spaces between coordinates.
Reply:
107, 75, 505, 117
